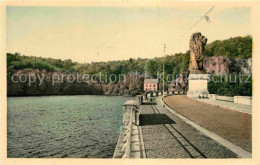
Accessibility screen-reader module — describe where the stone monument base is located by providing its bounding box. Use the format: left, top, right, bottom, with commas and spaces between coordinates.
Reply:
187, 74, 210, 98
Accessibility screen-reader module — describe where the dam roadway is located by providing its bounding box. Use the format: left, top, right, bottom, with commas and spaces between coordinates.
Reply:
114, 94, 251, 158
140, 100, 237, 158
138, 94, 252, 158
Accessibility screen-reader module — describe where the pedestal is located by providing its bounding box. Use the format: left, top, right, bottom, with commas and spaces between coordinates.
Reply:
187, 74, 210, 98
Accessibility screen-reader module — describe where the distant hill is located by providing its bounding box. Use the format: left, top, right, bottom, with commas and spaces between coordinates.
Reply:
205, 35, 252, 59
7, 35, 252, 75
7, 35, 252, 96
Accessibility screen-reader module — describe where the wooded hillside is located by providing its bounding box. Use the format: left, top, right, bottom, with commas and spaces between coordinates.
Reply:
7, 35, 252, 96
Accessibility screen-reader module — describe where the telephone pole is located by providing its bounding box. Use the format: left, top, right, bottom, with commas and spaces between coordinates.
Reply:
181, 5, 215, 37
163, 44, 166, 94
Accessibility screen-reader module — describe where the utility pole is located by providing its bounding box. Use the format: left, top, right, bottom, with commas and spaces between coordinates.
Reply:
163, 44, 166, 94
181, 5, 215, 37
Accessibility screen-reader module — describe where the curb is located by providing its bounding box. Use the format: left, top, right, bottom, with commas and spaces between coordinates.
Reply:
138, 126, 147, 158
160, 96, 252, 158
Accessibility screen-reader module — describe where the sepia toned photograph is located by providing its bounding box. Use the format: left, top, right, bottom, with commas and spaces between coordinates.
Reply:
0, 1, 259, 163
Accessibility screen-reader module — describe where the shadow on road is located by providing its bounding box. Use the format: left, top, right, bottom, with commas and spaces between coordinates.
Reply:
141, 102, 157, 105
139, 114, 176, 126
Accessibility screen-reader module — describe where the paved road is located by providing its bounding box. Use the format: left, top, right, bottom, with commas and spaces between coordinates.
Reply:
140, 100, 238, 158
163, 95, 251, 152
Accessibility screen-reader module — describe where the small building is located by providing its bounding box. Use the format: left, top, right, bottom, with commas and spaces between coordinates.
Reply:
144, 79, 159, 91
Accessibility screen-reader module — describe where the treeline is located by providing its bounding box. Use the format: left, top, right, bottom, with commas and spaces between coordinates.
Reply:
7, 68, 144, 96
7, 35, 252, 96
205, 35, 252, 59
8, 35, 252, 76
208, 74, 252, 96
7, 52, 190, 80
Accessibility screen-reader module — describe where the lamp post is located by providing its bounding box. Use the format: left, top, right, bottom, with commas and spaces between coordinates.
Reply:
163, 44, 166, 94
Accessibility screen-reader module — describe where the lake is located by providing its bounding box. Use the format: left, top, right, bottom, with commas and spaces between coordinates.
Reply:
7, 95, 132, 158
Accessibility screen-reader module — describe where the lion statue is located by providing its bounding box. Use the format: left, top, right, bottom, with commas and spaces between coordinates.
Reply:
189, 32, 207, 72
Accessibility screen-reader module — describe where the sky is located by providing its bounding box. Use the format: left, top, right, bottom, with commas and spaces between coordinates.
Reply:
7, 5, 251, 63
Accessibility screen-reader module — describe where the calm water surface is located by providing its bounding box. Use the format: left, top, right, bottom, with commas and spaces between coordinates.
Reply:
7, 95, 132, 158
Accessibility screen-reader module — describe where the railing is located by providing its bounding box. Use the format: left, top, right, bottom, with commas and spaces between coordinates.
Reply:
113, 100, 145, 158
208, 94, 252, 105
122, 107, 133, 158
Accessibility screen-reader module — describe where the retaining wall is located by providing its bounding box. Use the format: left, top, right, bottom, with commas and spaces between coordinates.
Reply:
234, 96, 252, 105
209, 94, 252, 105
